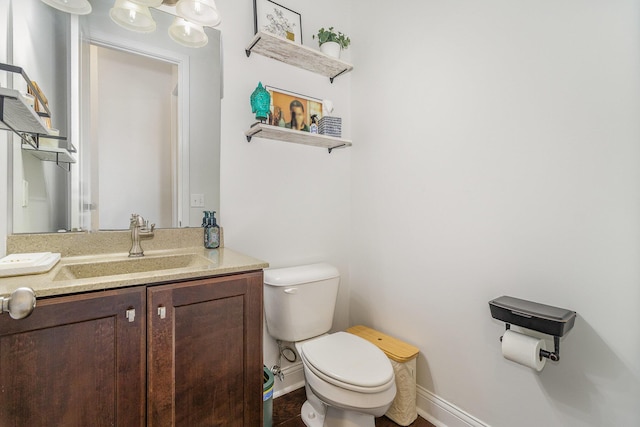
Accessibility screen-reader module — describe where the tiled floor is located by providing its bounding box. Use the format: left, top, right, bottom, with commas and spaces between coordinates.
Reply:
272, 387, 435, 427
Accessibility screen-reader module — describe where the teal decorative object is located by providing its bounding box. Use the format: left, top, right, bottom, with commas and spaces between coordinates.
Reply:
250, 82, 271, 123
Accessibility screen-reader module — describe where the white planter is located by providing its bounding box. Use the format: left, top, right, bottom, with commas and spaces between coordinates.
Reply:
320, 42, 341, 59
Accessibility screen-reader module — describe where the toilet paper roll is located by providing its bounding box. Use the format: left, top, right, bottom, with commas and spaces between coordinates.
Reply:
501, 330, 546, 371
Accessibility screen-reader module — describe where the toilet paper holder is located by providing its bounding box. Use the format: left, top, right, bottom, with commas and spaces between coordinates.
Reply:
489, 296, 576, 362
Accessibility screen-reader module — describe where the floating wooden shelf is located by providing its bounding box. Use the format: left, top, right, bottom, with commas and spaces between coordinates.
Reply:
245, 31, 354, 83
245, 123, 352, 154
0, 64, 73, 171
0, 87, 50, 135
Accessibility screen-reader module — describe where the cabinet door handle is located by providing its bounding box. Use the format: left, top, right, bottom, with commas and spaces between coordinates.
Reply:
126, 308, 136, 323
158, 306, 166, 319
1, 287, 36, 320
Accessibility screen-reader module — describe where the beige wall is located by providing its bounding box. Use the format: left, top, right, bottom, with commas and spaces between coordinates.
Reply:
350, 0, 640, 425
216, 0, 353, 394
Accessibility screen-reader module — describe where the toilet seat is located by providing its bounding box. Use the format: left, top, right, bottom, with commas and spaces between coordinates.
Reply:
302, 356, 397, 416
300, 332, 395, 393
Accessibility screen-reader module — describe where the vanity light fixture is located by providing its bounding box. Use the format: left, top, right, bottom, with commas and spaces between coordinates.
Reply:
128, 0, 164, 7
40, 0, 92, 15
168, 17, 208, 48
110, 0, 157, 33
175, 0, 221, 27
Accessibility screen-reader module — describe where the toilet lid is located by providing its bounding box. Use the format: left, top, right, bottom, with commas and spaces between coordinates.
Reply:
301, 332, 394, 388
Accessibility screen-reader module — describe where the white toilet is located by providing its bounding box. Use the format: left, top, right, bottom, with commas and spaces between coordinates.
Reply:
264, 263, 396, 427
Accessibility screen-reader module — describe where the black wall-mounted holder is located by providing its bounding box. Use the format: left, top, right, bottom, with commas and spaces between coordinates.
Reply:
489, 296, 576, 362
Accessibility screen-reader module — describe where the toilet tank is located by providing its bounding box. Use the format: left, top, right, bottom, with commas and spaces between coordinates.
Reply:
264, 263, 340, 342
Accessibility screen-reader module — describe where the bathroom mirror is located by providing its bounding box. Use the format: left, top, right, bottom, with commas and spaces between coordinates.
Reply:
8, 0, 221, 233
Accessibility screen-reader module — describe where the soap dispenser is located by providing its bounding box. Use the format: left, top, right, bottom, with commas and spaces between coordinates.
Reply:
203, 211, 220, 249
202, 211, 211, 228
202, 211, 212, 248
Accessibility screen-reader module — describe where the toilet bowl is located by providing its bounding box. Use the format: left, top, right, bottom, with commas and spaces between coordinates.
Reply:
263, 264, 397, 427
296, 332, 396, 426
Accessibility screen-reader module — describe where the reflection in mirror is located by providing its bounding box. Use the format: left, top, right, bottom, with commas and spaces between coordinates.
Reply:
8, 0, 222, 233
90, 46, 178, 229
10, 0, 70, 233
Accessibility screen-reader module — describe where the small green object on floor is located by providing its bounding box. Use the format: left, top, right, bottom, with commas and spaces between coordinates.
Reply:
263, 366, 274, 427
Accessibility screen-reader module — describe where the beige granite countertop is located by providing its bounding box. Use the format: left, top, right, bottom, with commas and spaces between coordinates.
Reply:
1, 229, 269, 298
0, 247, 269, 298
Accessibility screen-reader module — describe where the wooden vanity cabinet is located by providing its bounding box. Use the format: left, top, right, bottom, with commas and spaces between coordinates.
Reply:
147, 271, 264, 427
0, 287, 146, 427
0, 270, 264, 427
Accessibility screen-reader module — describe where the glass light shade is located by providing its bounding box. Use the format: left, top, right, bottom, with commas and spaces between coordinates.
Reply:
110, 0, 156, 33
175, 0, 221, 27
128, 0, 163, 6
168, 17, 208, 48
40, 0, 92, 15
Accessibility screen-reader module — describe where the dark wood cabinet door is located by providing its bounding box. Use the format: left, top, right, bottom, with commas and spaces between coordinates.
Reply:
147, 271, 263, 427
0, 287, 146, 427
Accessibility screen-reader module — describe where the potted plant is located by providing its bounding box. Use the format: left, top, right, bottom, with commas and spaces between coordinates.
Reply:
313, 27, 351, 59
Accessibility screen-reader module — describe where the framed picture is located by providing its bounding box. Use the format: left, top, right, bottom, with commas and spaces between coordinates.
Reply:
253, 0, 303, 44
266, 86, 323, 132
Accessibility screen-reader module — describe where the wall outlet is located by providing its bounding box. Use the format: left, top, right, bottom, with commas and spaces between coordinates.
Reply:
190, 193, 205, 207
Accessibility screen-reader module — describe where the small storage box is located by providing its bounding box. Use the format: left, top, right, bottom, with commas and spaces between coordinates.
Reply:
489, 296, 576, 337
346, 325, 419, 426
318, 116, 342, 138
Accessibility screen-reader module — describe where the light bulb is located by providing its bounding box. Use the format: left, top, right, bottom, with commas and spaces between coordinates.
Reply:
110, 0, 156, 33
169, 17, 208, 48
176, 0, 221, 27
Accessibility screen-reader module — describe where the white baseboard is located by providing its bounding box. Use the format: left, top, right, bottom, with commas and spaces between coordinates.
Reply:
272, 362, 305, 399
272, 363, 489, 427
417, 385, 490, 427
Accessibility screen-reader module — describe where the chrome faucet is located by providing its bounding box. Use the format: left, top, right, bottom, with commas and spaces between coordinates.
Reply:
129, 213, 155, 257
